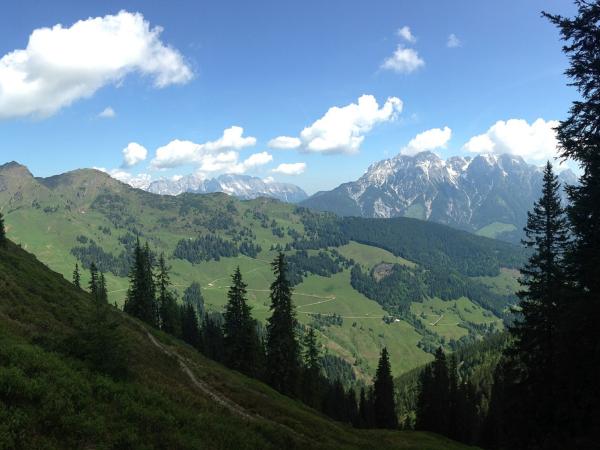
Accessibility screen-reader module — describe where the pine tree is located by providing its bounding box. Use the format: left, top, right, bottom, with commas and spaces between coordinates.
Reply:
72, 263, 81, 288
503, 161, 569, 446
0, 212, 5, 246
180, 303, 201, 349
201, 313, 225, 362
98, 272, 108, 303
301, 327, 321, 407
156, 253, 180, 336
88, 262, 99, 298
265, 253, 299, 396
222, 267, 259, 376
183, 282, 205, 318
544, 4, 600, 442
123, 239, 158, 327
416, 347, 450, 435
373, 347, 397, 429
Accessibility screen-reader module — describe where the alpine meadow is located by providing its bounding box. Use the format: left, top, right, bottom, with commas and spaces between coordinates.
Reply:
1, 1, 599, 449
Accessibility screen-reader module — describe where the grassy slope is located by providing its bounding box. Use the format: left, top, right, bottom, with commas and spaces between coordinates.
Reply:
0, 163, 519, 378
0, 240, 476, 450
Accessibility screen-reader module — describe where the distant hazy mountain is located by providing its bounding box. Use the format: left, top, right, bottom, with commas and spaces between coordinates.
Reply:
301, 151, 577, 242
146, 173, 308, 203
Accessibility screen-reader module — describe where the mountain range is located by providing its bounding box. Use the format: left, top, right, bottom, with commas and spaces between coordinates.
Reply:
301, 151, 577, 242
144, 173, 308, 203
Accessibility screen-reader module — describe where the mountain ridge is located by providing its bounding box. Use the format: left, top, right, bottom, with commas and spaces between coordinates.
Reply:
302, 151, 577, 242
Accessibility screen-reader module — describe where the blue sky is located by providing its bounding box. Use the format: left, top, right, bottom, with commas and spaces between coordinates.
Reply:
0, 0, 576, 193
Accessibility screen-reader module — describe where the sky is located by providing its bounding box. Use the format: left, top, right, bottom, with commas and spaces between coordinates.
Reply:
0, 0, 578, 194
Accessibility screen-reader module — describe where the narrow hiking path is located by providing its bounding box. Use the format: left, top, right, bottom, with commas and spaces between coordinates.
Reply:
144, 331, 255, 421
141, 326, 312, 444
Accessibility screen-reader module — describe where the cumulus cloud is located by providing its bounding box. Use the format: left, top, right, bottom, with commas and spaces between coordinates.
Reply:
98, 106, 115, 118
401, 126, 452, 156
151, 126, 257, 169
397, 26, 416, 43
0, 10, 192, 119
447, 33, 461, 48
381, 45, 424, 74
268, 136, 301, 150
463, 119, 560, 164
273, 95, 402, 155
272, 162, 306, 175
121, 142, 148, 167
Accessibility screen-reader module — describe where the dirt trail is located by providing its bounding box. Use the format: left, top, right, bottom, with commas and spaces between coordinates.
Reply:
144, 331, 255, 421
142, 327, 312, 444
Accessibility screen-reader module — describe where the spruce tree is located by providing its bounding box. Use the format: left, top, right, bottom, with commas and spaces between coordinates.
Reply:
183, 281, 205, 318
156, 253, 180, 336
372, 347, 397, 429
544, 3, 600, 441
223, 267, 258, 376
301, 327, 321, 407
416, 347, 450, 435
201, 313, 225, 362
124, 239, 158, 327
72, 263, 81, 288
88, 262, 99, 298
180, 303, 201, 349
505, 161, 569, 445
265, 253, 299, 396
98, 272, 108, 303
0, 212, 5, 246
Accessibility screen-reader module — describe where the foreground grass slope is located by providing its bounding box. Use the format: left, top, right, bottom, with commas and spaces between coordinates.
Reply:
0, 240, 475, 450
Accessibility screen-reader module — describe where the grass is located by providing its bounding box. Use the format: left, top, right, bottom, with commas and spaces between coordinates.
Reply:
475, 222, 517, 239
0, 240, 477, 450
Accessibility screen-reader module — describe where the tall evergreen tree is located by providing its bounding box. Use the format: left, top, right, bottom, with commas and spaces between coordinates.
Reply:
416, 347, 450, 435
373, 347, 397, 429
0, 212, 5, 246
503, 161, 569, 446
265, 253, 299, 396
72, 263, 81, 288
156, 253, 180, 336
180, 303, 201, 349
123, 239, 158, 327
544, 3, 600, 442
88, 262, 99, 298
183, 281, 205, 318
98, 272, 108, 303
222, 267, 259, 376
201, 313, 225, 362
301, 327, 321, 407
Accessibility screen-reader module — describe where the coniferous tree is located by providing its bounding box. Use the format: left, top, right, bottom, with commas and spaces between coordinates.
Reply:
123, 239, 158, 327
266, 253, 299, 395
373, 347, 397, 429
98, 272, 108, 303
416, 347, 450, 435
72, 263, 81, 288
301, 327, 321, 407
88, 262, 99, 298
183, 282, 205, 318
222, 267, 259, 376
544, 4, 600, 442
0, 212, 5, 246
501, 161, 569, 447
180, 303, 201, 349
201, 313, 225, 362
156, 253, 180, 336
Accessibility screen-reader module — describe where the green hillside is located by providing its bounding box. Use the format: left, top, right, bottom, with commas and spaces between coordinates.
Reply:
0, 239, 478, 450
0, 162, 524, 378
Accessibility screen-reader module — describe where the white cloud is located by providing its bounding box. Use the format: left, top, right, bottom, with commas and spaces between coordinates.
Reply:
272, 162, 306, 175
239, 151, 273, 169
0, 10, 192, 119
268, 136, 301, 150
401, 126, 452, 156
397, 26, 416, 43
447, 33, 461, 48
463, 118, 560, 164
151, 126, 256, 169
275, 95, 402, 154
98, 106, 115, 118
121, 142, 148, 167
381, 45, 425, 74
